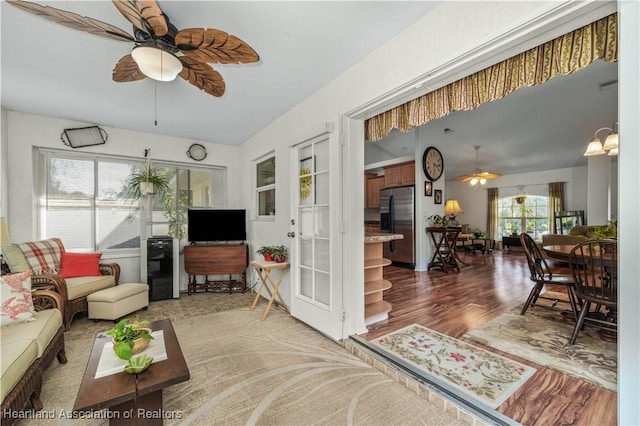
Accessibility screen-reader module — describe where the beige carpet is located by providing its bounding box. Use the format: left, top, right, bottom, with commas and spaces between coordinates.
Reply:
19, 300, 468, 425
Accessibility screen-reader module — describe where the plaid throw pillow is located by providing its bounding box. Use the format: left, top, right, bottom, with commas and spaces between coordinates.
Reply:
16, 238, 65, 275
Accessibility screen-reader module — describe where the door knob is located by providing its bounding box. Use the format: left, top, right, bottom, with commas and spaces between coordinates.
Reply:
287, 232, 295, 238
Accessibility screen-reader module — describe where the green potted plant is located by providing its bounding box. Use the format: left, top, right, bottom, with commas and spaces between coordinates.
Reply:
126, 163, 170, 199
106, 318, 153, 360
588, 220, 617, 240
428, 214, 448, 227
271, 245, 288, 263
257, 246, 275, 261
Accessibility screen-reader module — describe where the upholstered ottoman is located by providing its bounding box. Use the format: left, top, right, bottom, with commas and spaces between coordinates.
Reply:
87, 283, 149, 321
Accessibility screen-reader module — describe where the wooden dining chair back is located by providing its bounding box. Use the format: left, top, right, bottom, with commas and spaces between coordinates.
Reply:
568, 239, 618, 344
519, 233, 578, 318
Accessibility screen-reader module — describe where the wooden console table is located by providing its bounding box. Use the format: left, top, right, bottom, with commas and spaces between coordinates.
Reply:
184, 243, 248, 294
502, 235, 523, 250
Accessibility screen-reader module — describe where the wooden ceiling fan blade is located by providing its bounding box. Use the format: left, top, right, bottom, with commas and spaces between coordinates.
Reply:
480, 172, 502, 179
178, 56, 225, 97
176, 28, 259, 64
112, 0, 168, 37
8, 0, 134, 42
455, 175, 474, 182
113, 54, 146, 82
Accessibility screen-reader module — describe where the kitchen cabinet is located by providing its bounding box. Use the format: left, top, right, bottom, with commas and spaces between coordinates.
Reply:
383, 161, 415, 188
365, 176, 385, 208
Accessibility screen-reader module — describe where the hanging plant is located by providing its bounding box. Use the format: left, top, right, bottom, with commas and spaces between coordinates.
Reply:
514, 196, 527, 205
126, 162, 170, 199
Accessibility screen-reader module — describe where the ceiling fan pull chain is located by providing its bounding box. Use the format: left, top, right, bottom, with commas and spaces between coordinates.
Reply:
154, 81, 158, 126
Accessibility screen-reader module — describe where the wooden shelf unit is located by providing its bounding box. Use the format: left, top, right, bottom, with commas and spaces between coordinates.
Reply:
184, 243, 248, 294
364, 240, 393, 325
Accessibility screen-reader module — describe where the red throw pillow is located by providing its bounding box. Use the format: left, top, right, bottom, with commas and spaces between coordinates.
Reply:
59, 252, 102, 279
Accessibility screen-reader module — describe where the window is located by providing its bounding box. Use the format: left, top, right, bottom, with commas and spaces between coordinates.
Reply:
497, 195, 549, 241
39, 150, 223, 251
256, 156, 275, 217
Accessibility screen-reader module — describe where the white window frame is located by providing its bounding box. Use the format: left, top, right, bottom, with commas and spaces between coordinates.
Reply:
497, 195, 550, 241
37, 148, 225, 252
255, 153, 276, 220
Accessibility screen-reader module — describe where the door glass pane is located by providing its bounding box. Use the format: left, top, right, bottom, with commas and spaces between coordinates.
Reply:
300, 238, 313, 268
315, 172, 329, 205
299, 267, 313, 298
315, 206, 330, 237
299, 207, 313, 237
315, 138, 329, 172
315, 270, 330, 306
315, 239, 330, 272
299, 156, 314, 206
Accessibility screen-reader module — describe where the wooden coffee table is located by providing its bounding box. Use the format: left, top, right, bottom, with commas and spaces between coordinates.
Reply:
73, 319, 189, 425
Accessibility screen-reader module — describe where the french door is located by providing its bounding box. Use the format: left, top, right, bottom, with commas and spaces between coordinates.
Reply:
289, 126, 344, 340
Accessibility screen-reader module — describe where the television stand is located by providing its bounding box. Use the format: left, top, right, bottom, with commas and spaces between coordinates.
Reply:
184, 243, 249, 294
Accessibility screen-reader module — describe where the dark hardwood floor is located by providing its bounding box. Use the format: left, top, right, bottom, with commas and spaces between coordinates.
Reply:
360, 249, 617, 426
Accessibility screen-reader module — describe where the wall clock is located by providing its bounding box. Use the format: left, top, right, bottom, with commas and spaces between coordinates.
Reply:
186, 143, 207, 161
422, 146, 443, 181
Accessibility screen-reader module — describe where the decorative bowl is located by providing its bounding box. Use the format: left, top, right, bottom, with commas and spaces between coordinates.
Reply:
124, 354, 154, 374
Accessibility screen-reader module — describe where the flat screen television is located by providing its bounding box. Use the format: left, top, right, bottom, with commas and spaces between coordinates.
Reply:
187, 209, 246, 242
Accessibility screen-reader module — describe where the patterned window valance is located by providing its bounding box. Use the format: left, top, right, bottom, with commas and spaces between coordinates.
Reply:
365, 14, 617, 142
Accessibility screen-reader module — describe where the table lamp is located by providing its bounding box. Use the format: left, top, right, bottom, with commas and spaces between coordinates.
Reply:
444, 199, 463, 226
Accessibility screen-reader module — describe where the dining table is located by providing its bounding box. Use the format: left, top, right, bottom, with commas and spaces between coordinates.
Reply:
542, 244, 578, 262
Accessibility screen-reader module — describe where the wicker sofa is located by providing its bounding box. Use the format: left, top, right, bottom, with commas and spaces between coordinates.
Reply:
1, 289, 67, 426
2, 239, 120, 330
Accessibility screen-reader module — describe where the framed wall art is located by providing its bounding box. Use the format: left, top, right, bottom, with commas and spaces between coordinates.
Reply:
424, 181, 433, 196
434, 189, 442, 204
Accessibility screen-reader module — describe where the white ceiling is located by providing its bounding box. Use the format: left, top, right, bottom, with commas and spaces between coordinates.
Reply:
1, 0, 439, 145
2, 1, 618, 180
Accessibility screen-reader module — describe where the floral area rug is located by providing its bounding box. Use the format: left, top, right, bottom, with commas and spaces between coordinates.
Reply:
464, 307, 617, 391
372, 324, 536, 408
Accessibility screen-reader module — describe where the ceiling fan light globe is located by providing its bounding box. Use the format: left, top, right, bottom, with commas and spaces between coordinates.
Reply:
132, 46, 182, 82
470, 177, 479, 186
480, 178, 487, 185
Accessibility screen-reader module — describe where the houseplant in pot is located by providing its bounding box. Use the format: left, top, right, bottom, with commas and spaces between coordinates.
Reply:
257, 246, 275, 261
428, 214, 448, 227
106, 318, 153, 360
271, 245, 288, 263
126, 162, 170, 199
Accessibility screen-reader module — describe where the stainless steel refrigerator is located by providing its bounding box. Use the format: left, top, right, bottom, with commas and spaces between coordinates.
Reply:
379, 186, 415, 268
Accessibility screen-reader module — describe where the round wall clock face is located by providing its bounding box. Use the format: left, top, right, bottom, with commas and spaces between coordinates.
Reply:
187, 143, 207, 161
423, 146, 444, 181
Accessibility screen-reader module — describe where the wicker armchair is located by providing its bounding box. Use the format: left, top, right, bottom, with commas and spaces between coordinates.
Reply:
1, 290, 67, 426
31, 263, 120, 330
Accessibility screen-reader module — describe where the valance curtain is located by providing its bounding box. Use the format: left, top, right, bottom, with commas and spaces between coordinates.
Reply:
365, 14, 617, 141
486, 187, 498, 240
548, 182, 566, 233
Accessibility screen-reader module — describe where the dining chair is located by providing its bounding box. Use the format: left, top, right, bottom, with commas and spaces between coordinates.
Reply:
568, 239, 618, 345
519, 233, 578, 318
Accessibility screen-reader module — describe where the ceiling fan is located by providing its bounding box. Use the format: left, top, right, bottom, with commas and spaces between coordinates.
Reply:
7, 0, 259, 97
455, 145, 502, 186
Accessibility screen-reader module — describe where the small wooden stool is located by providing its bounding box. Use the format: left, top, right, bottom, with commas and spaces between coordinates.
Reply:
250, 260, 290, 320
